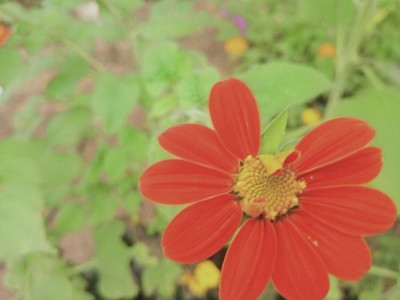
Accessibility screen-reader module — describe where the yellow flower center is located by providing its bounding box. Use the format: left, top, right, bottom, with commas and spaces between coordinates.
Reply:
233, 151, 306, 220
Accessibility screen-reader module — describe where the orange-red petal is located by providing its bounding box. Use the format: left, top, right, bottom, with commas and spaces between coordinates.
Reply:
300, 186, 396, 236
220, 218, 277, 300
209, 78, 260, 160
291, 210, 371, 280
139, 159, 233, 204
162, 194, 242, 263
158, 123, 238, 174
292, 118, 375, 174
272, 218, 329, 300
299, 147, 382, 187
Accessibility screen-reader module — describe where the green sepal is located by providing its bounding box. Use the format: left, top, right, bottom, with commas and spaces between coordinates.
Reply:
260, 107, 289, 154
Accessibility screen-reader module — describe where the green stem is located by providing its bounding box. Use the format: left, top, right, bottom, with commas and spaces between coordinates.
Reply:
62, 39, 105, 72
98, 0, 141, 70
361, 65, 385, 88
325, 0, 377, 117
368, 266, 399, 279
98, 0, 126, 25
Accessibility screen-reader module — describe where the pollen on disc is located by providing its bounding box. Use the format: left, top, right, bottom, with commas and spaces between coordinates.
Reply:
233, 155, 305, 220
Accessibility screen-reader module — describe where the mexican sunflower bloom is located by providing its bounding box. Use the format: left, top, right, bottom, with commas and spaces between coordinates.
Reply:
139, 78, 396, 300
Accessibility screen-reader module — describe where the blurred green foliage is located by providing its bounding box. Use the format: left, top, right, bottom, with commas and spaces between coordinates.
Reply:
0, 0, 399, 299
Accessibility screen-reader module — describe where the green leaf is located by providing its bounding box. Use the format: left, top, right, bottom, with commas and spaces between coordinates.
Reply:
147, 134, 172, 164
18, 24, 50, 54
148, 205, 182, 235
326, 276, 341, 300
51, 203, 86, 238
130, 242, 158, 267
260, 107, 288, 154
92, 72, 139, 134
69, 277, 95, 300
46, 104, 92, 147
97, 138, 147, 183
88, 185, 118, 224
46, 56, 89, 99
0, 183, 53, 260
13, 95, 43, 135
358, 279, 384, 300
44, 0, 86, 11
107, 0, 143, 12
178, 67, 220, 108
119, 127, 150, 163
142, 259, 182, 298
142, 2, 209, 39
0, 140, 42, 185
101, 146, 129, 183
85, 128, 149, 185
149, 94, 177, 119
81, 144, 107, 185
142, 41, 191, 84
93, 221, 139, 299
142, 13, 208, 39
5, 253, 93, 300
6, 254, 73, 300
239, 62, 332, 125
119, 191, 142, 220
297, 0, 355, 27
329, 87, 400, 212
0, 141, 52, 259
0, 48, 24, 87
37, 150, 83, 206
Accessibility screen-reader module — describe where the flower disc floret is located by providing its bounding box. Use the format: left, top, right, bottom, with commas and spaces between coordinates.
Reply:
234, 155, 306, 220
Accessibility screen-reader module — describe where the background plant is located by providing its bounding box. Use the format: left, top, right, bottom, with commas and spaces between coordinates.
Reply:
0, 0, 399, 299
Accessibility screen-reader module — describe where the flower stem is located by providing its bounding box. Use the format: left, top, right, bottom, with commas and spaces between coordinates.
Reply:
368, 265, 399, 279
62, 38, 105, 72
325, 0, 377, 117
97, 0, 142, 70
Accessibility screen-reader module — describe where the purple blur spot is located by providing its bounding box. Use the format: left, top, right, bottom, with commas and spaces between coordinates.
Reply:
232, 15, 247, 33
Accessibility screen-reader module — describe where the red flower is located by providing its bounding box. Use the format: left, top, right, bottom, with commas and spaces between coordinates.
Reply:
139, 78, 396, 299
0, 22, 11, 46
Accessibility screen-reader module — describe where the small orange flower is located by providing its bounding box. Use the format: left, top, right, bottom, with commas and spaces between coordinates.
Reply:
223, 36, 249, 57
318, 43, 336, 58
0, 22, 11, 46
140, 78, 396, 300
